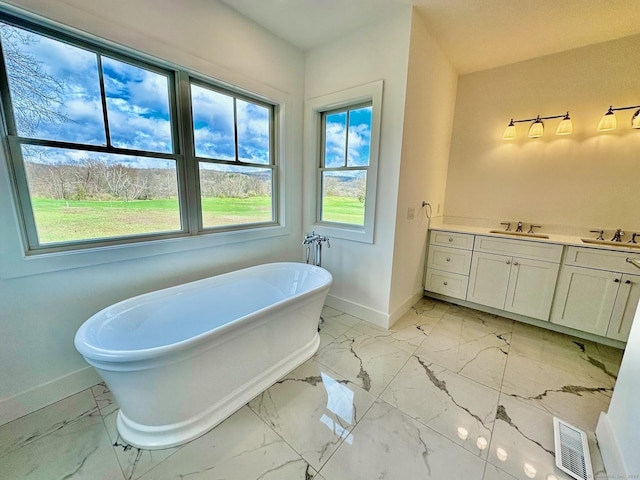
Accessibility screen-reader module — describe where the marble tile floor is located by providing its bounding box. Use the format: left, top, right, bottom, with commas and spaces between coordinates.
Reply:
0, 297, 623, 480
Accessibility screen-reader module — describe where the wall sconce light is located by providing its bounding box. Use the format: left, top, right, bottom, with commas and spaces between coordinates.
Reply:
597, 105, 640, 131
503, 112, 572, 140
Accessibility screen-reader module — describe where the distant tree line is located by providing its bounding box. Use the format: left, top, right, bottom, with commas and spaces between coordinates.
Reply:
323, 174, 366, 202
25, 159, 367, 202
25, 159, 272, 201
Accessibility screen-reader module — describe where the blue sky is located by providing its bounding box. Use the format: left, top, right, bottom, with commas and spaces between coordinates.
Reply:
0, 22, 270, 169
324, 106, 372, 169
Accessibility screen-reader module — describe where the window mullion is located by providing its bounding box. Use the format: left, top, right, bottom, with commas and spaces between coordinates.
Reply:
95, 55, 112, 148
343, 109, 349, 168
176, 71, 201, 234
233, 97, 239, 163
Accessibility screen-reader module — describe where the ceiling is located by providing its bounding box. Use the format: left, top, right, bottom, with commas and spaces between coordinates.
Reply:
219, 0, 640, 73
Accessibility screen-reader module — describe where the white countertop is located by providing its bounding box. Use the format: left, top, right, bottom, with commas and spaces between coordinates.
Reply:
429, 222, 640, 255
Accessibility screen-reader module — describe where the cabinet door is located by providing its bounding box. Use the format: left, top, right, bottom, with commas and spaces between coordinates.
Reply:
467, 252, 511, 309
505, 258, 560, 321
607, 274, 640, 342
550, 266, 620, 336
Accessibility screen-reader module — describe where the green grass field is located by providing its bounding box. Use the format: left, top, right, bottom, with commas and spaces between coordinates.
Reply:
31, 195, 364, 243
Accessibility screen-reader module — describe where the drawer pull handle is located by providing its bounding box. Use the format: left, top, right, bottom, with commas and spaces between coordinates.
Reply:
446, 257, 451, 262
626, 258, 640, 270
614, 278, 620, 283
443, 281, 448, 286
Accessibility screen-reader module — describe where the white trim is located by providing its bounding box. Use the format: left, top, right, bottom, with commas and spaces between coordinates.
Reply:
389, 289, 425, 328
596, 412, 628, 479
324, 293, 389, 328
304, 80, 383, 244
0, 366, 101, 426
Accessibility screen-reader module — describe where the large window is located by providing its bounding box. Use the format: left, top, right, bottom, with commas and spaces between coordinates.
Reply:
0, 14, 277, 253
306, 81, 382, 244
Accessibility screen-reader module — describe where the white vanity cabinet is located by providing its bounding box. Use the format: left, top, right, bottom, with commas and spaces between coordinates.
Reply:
424, 231, 474, 300
466, 236, 562, 321
551, 247, 640, 341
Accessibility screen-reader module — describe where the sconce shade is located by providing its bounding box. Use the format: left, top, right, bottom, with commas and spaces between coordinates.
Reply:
556, 113, 573, 135
632, 109, 640, 129
528, 118, 544, 138
503, 120, 516, 140
597, 108, 617, 131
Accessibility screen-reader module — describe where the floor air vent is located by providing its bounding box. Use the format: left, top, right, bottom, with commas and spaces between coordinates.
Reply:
553, 417, 593, 480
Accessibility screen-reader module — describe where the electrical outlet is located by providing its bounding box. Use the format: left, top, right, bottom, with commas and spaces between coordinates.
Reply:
407, 207, 415, 219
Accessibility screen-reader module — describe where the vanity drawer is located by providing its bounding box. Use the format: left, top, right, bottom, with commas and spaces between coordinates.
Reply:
427, 245, 472, 275
430, 231, 474, 250
425, 269, 469, 299
474, 235, 563, 262
565, 246, 640, 274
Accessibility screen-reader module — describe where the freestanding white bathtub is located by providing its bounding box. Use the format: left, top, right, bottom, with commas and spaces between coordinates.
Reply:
74, 262, 332, 450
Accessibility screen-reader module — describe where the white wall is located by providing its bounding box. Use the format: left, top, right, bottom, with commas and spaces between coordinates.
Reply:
303, 7, 413, 326
388, 10, 458, 321
445, 34, 640, 234
0, 0, 305, 425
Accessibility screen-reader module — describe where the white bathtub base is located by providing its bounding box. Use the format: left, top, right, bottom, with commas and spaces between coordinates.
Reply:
116, 333, 320, 450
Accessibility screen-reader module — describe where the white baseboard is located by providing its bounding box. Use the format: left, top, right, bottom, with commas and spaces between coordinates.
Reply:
325, 294, 389, 328
596, 411, 628, 479
0, 366, 101, 426
389, 289, 425, 328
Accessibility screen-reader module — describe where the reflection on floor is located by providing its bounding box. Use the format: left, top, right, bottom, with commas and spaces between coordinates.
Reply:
0, 298, 623, 479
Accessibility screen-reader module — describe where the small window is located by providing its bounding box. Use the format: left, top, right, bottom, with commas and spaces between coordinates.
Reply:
320, 104, 372, 226
306, 80, 382, 243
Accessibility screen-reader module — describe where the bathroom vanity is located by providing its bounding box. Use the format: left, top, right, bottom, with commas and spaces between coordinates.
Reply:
425, 226, 640, 345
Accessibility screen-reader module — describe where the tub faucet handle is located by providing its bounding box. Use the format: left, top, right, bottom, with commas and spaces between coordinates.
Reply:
527, 225, 541, 234
590, 230, 604, 241
629, 233, 639, 244
500, 222, 511, 231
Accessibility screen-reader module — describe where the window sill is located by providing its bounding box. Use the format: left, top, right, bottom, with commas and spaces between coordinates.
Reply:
310, 222, 373, 244
0, 223, 289, 279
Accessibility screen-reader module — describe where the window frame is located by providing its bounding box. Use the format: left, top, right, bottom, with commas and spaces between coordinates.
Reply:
0, 10, 280, 256
305, 80, 383, 244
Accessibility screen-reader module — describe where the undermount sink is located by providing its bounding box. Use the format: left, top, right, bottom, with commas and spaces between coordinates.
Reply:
488, 230, 550, 239
581, 238, 640, 249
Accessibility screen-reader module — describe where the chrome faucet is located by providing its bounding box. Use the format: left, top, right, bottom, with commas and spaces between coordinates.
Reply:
515, 221, 523, 232
303, 231, 330, 266
611, 229, 625, 242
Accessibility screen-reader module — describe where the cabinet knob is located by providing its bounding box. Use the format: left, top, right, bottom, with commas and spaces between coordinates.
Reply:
443, 281, 448, 286
513, 262, 519, 266
448, 237, 453, 242
614, 278, 620, 283
625, 280, 631, 284
446, 257, 451, 262
506, 260, 511, 265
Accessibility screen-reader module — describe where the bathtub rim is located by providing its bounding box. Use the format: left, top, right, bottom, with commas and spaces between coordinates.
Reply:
74, 262, 332, 364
